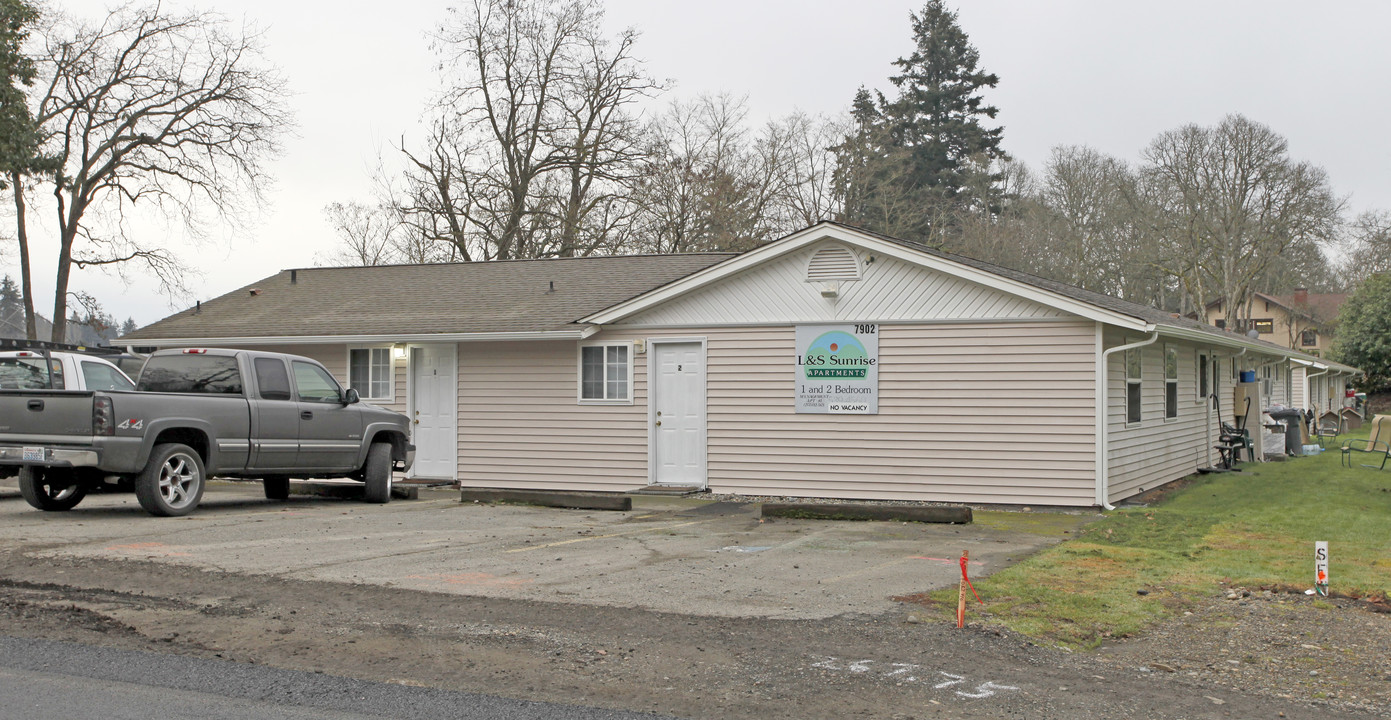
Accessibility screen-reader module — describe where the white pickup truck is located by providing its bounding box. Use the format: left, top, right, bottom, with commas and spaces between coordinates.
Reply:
0, 347, 136, 481
0, 348, 136, 393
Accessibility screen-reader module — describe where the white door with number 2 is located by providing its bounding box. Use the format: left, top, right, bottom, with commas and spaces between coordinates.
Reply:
651, 341, 705, 486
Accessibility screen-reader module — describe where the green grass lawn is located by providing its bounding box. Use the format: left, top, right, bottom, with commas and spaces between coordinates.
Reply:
933, 430, 1391, 649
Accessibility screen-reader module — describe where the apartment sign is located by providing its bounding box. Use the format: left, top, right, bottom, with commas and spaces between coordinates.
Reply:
795, 324, 879, 414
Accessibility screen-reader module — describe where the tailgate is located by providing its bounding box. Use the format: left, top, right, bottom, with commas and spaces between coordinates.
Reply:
0, 390, 95, 441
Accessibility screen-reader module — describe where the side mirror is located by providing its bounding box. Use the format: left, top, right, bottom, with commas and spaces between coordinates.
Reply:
343, 388, 360, 405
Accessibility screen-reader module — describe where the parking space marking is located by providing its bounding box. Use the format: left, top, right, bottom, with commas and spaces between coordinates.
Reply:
505, 519, 711, 553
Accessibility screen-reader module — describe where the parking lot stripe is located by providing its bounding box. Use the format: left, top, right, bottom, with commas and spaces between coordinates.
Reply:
505, 519, 710, 553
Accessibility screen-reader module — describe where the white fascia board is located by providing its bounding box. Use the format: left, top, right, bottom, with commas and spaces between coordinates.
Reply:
1153, 325, 1350, 372
124, 330, 587, 347
580, 225, 1150, 330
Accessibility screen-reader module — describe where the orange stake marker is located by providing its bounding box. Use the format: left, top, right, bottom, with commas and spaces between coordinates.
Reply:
957, 550, 982, 628
957, 550, 968, 628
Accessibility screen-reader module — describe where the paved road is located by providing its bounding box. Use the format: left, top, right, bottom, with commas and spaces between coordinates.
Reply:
0, 636, 672, 720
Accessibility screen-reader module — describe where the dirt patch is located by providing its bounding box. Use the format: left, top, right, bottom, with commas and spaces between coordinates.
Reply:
0, 550, 1385, 719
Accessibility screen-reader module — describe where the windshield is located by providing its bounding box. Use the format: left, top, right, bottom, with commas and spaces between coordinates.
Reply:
0, 357, 64, 390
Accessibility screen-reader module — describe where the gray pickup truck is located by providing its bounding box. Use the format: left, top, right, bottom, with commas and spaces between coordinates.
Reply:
0, 347, 414, 516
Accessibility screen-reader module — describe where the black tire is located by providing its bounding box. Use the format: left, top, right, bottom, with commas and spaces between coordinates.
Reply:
263, 476, 290, 500
363, 442, 393, 504
135, 443, 206, 517
18, 466, 88, 511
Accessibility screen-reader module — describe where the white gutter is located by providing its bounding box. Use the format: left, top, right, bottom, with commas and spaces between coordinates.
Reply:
122, 330, 591, 347
1096, 329, 1159, 510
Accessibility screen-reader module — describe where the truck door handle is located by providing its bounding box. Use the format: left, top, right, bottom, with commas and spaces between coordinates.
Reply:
300, 411, 313, 420
27, 399, 43, 411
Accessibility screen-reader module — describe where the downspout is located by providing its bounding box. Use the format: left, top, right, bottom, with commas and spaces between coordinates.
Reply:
1096, 328, 1159, 510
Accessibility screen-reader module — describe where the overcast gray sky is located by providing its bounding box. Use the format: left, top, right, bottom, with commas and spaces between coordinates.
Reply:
8, 0, 1390, 328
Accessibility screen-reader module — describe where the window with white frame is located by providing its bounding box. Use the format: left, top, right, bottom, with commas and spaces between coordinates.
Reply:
579, 343, 631, 403
349, 347, 392, 401
1164, 345, 1179, 420
1125, 343, 1143, 425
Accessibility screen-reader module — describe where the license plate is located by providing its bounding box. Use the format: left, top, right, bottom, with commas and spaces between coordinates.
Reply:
22, 447, 45, 462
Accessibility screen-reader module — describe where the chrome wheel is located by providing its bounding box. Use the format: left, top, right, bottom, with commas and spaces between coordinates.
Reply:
158, 453, 200, 510
135, 443, 207, 517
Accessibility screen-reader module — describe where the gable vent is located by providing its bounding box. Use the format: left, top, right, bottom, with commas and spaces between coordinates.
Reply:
805, 244, 862, 283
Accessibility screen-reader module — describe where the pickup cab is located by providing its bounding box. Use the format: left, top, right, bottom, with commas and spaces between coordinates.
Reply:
0, 347, 415, 516
0, 349, 136, 393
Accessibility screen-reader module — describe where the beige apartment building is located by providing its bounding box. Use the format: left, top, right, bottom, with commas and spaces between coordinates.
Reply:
123, 223, 1353, 509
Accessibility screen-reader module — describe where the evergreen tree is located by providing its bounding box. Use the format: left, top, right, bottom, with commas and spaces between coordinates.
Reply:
0, 0, 42, 186
0, 274, 21, 329
120, 317, 138, 336
1332, 273, 1391, 393
836, 1, 1007, 245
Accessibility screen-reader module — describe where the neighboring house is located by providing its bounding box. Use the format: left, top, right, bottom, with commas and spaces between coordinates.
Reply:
1205, 290, 1345, 356
1204, 290, 1351, 414
121, 223, 1355, 509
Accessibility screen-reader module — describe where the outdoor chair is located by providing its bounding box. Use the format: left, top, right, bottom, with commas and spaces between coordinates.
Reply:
1215, 422, 1253, 469
1341, 414, 1391, 469
1314, 415, 1343, 448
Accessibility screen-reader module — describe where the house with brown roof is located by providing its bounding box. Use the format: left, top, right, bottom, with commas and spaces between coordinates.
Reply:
1204, 290, 1350, 414
122, 223, 1355, 508
1205, 289, 1346, 355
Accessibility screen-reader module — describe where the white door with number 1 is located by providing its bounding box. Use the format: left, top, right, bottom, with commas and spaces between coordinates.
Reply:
652, 342, 705, 486
411, 344, 457, 479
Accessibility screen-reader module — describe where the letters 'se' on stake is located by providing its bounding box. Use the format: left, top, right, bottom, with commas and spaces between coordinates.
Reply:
1315, 541, 1329, 597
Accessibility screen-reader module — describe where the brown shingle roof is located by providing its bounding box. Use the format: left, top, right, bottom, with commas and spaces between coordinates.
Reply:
1262, 292, 1347, 324
123, 254, 735, 341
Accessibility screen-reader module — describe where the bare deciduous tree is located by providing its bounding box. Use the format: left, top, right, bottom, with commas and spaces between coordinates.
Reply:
422, 0, 655, 261
316, 202, 401, 267
1339, 210, 1391, 286
1140, 115, 1341, 323
631, 94, 784, 253
26, 3, 290, 342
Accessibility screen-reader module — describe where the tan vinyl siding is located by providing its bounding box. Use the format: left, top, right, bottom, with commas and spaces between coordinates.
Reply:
458, 322, 1098, 506
457, 341, 647, 491
1103, 331, 1272, 501
621, 244, 1069, 327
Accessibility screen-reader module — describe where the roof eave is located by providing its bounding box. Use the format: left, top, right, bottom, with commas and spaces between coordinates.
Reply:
582, 224, 1151, 331
119, 329, 589, 347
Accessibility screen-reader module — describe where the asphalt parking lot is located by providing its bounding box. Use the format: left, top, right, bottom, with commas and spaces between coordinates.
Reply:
0, 480, 1088, 620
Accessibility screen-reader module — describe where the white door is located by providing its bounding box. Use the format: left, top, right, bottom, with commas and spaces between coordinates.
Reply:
651, 341, 706, 486
411, 344, 458, 479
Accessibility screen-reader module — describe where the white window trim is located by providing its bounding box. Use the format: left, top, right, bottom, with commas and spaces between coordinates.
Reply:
1125, 341, 1143, 428
577, 341, 635, 405
1163, 344, 1179, 422
347, 345, 395, 403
